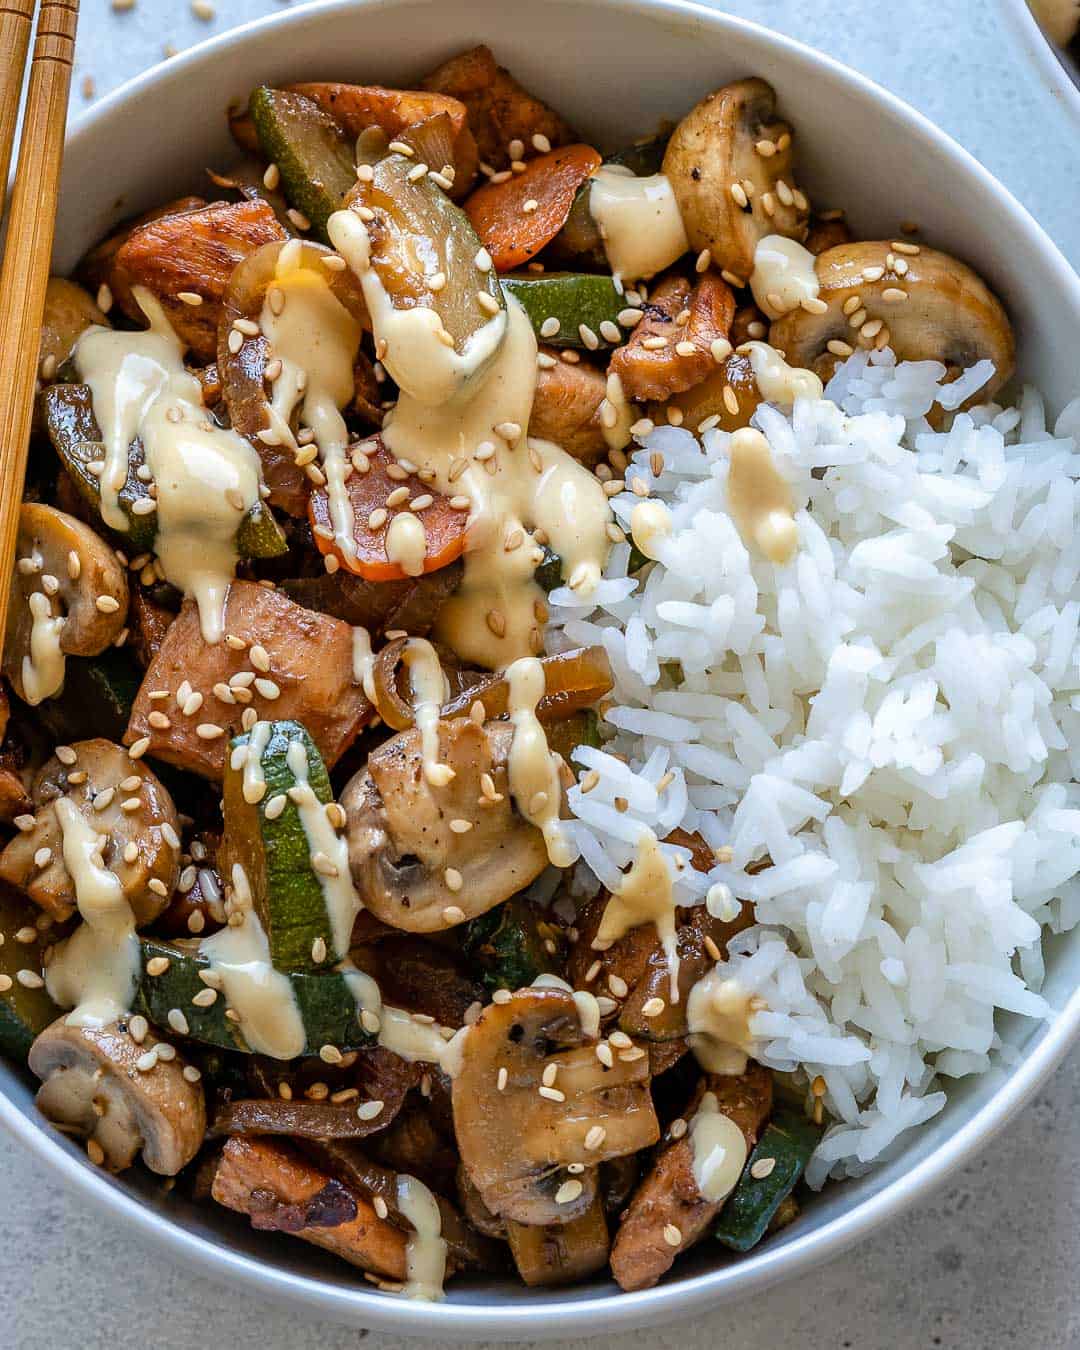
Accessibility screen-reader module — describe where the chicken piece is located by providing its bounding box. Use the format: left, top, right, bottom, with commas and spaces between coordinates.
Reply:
281, 558, 463, 636
78, 195, 207, 318
211, 1136, 410, 1280
113, 198, 287, 361
128, 589, 176, 669
124, 581, 371, 780
610, 272, 735, 404
421, 44, 576, 170
528, 352, 619, 465
610, 1065, 772, 1291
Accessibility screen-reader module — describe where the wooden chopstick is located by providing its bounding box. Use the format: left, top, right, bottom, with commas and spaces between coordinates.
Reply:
0, 1, 37, 209
0, 0, 79, 645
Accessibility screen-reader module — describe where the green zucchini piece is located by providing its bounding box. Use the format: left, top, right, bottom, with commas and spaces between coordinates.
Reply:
557, 134, 671, 263
0, 885, 61, 1062
37, 647, 142, 744
40, 382, 287, 560
221, 721, 340, 973
248, 87, 356, 241
461, 895, 562, 993
134, 937, 373, 1055
544, 708, 602, 760
353, 142, 504, 361
501, 273, 625, 349
713, 1108, 821, 1252
41, 382, 157, 553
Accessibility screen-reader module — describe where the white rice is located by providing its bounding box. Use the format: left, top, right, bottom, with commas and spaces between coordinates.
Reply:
547, 347, 1080, 1186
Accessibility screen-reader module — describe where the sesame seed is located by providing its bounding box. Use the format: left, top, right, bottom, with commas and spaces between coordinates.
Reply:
442, 904, 466, 924
486, 609, 506, 638
539, 1085, 566, 1103
167, 1008, 190, 1036
96, 283, 113, 313
578, 323, 600, 350
128, 1014, 148, 1044
491, 988, 512, 1006
711, 337, 733, 364
730, 181, 749, 208
128, 737, 150, 760
496, 1066, 509, 1091
0, 975, 10, 993
827, 339, 854, 357
319, 1044, 343, 1065
882, 287, 908, 303
357, 1099, 384, 1121
848, 308, 868, 329
555, 1179, 583, 1204
641, 336, 667, 352
477, 290, 500, 315
191, 987, 218, 1008
135, 1049, 158, 1072
33, 848, 52, 869
195, 724, 225, 740
675, 340, 697, 358
641, 996, 666, 1017
595, 1041, 614, 1068
16, 969, 44, 989
663, 1223, 682, 1247
95, 595, 120, 614
750, 1156, 776, 1179
599, 320, 622, 344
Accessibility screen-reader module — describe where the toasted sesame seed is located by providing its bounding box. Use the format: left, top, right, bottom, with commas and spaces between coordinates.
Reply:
167, 1008, 189, 1036
319, 1044, 344, 1065
356, 1099, 384, 1121
750, 1156, 777, 1180
95, 595, 120, 614
127, 737, 150, 760
539, 1085, 566, 1103
554, 1179, 583, 1204
595, 1041, 614, 1068
476, 290, 500, 316
827, 339, 854, 358
33, 848, 52, 870
135, 1049, 159, 1072
128, 1014, 148, 1044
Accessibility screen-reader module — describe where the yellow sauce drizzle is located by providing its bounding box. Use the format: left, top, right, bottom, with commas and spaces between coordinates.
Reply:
726, 427, 799, 564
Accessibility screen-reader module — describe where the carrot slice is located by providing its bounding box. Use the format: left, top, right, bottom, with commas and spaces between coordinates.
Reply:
464, 144, 601, 272
308, 438, 469, 582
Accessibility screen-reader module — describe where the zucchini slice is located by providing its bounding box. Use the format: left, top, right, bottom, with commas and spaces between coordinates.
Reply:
40, 382, 286, 560
0, 886, 60, 1062
248, 87, 356, 241
37, 647, 142, 744
461, 895, 563, 993
713, 1107, 821, 1252
134, 937, 373, 1055
501, 273, 625, 349
221, 721, 354, 973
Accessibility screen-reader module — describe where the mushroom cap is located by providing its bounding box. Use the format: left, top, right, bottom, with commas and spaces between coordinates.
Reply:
769, 241, 1016, 402
3, 503, 128, 705
0, 738, 181, 925
451, 987, 659, 1226
342, 718, 549, 933
39, 277, 108, 378
662, 78, 809, 281
29, 1015, 206, 1175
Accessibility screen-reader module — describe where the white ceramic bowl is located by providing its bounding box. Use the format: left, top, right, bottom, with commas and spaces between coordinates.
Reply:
998, 0, 1080, 123
3, 0, 1079, 1339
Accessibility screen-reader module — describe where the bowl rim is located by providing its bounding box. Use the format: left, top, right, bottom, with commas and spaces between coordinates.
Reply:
4, 0, 1080, 1337
996, 0, 1080, 122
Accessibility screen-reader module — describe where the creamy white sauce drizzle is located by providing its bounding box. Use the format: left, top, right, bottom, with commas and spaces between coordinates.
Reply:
401, 638, 453, 787
283, 737, 360, 958
601, 371, 634, 453
75, 289, 262, 643
744, 341, 823, 406
396, 1174, 448, 1301
259, 242, 363, 560
505, 657, 574, 867
199, 865, 307, 1059
329, 208, 611, 670
351, 626, 377, 701
629, 499, 672, 562
689, 1090, 748, 1203
749, 235, 820, 321
595, 830, 680, 1000
385, 513, 427, 578
46, 798, 140, 1027
22, 590, 66, 706
686, 969, 759, 1076
589, 165, 689, 283
726, 427, 798, 565
341, 968, 455, 1065
240, 720, 272, 805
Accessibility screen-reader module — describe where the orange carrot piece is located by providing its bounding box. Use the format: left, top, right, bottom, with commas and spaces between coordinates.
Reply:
464, 144, 601, 272
308, 438, 468, 582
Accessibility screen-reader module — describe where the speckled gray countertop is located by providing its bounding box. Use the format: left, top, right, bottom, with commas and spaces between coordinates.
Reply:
3, 2, 1079, 1347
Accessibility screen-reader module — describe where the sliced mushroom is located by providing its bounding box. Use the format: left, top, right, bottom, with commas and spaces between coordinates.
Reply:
451, 986, 660, 1226
38, 277, 108, 382
610, 272, 735, 404
3, 503, 128, 706
342, 718, 549, 933
662, 78, 810, 282
0, 738, 180, 924
506, 1194, 609, 1286
29, 1015, 206, 1175
769, 241, 1016, 401
610, 1065, 772, 1291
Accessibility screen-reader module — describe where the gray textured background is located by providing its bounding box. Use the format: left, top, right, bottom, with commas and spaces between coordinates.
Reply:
3, 2, 1078, 1347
